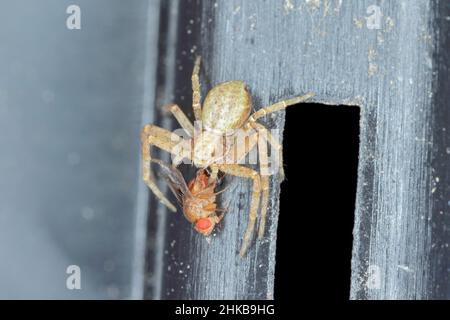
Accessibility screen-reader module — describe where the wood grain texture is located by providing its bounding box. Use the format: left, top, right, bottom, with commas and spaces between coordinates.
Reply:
146, 0, 449, 299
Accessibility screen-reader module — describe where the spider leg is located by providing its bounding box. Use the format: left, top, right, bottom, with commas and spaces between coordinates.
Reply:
207, 127, 259, 183
256, 129, 270, 239
141, 124, 192, 212
209, 164, 220, 183
164, 103, 194, 136
248, 92, 315, 122
249, 122, 285, 181
192, 56, 202, 122
230, 126, 269, 238
227, 129, 259, 165
258, 175, 270, 239
217, 164, 261, 257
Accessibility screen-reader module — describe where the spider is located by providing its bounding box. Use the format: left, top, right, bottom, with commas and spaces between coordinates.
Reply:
141, 56, 314, 256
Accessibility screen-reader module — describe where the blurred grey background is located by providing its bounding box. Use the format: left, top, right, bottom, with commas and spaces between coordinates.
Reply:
0, 0, 159, 298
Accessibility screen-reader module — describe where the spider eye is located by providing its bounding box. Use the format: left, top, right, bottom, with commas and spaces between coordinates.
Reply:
195, 218, 212, 231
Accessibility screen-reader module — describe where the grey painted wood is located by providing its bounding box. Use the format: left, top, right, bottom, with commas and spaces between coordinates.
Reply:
145, 0, 449, 299
423, 0, 450, 300
196, 1, 449, 299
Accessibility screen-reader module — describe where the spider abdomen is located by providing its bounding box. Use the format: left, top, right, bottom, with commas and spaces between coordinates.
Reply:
201, 80, 252, 133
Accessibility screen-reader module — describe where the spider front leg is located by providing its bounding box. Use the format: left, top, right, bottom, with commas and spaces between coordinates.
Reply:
217, 164, 261, 257
250, 122, 285, 181
192, 56, 202, 121
141, 124, 191, 212
245, 92, 315, 180
238, 122, 283, 238
248, 92, 315, 122
164, 103, 194, 136
208, 127, 259, 183
256, 129, 270, 239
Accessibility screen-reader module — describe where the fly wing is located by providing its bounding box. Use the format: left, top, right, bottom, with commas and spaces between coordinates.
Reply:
151, 159, 190, 203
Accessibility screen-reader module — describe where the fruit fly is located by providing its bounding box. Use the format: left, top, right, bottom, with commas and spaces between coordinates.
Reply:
151, 159, 224, 236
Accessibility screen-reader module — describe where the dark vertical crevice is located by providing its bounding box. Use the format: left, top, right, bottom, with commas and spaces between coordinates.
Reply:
429, 1, 450, 300
144, 0, 207, 300
276, 104, 360, 303
142, 0, 171, 300
161, 0, 205, 300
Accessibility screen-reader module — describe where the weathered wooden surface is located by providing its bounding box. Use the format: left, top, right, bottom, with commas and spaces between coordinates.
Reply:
143, 0, 450, 300
427, 0, 450, 300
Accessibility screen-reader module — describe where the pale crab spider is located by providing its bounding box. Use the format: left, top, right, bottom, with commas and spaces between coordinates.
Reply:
141, 56, 314, 256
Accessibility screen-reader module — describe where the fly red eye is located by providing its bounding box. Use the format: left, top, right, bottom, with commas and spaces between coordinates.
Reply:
195, 218, 212, 230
